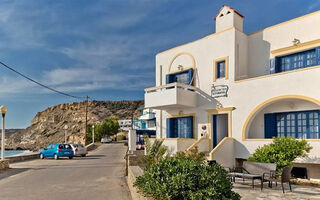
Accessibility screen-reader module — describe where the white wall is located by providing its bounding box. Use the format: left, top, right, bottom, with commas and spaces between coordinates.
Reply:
213, 139, 235, 167
215, 6, 243, 33
247, 11, 320, 78
150, 9, 320, 162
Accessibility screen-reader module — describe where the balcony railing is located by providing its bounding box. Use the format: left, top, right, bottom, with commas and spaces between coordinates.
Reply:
144, 82, 198, 109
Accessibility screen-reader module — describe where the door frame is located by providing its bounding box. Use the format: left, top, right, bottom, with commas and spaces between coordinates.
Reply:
206, 107, 235, 150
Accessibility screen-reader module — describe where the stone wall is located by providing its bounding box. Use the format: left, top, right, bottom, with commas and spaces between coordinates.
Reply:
0, 159, 9, 170
8, 153, 39, 163
127, 166, 152, 200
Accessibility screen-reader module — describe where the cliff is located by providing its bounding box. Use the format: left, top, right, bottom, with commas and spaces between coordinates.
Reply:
6, 100, 144, 151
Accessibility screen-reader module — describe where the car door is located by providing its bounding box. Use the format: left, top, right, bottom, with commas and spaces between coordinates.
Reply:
43, 144, 51, 157
49, 144, 57, 157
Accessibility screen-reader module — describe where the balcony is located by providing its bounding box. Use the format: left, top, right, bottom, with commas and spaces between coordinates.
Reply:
139, 112, 156, 120
144, 82, 198, 110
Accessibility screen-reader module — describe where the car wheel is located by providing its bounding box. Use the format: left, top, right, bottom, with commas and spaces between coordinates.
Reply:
69, 156, 73, 159
40, 153, 44, 159
54, 154, 59, 160
81, 154, 86, 157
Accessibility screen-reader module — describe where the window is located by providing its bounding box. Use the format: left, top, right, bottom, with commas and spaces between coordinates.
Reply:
166, 68, 193, 85
276, 49, 317, 72
166, 116, 194, 138
216, 60, 225, 78
265, 110, 320, 139
213, 57, 228, 81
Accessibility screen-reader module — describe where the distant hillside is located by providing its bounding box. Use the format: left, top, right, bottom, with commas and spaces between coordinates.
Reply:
0, 129, 24, 138
6, 100, 144, 151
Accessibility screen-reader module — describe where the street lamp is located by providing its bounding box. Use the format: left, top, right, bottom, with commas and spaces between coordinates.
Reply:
0, 105, 7, 160
92, 125, 95, 144
64, 125, 68, 144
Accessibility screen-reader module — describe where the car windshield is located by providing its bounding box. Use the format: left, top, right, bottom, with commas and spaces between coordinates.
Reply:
65, 144, 72, 149
78, 144, 84, 148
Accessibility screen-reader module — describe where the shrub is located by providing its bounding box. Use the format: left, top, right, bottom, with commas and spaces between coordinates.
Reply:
117, 135, 126, 141
134, 156, 240, 200
248, 137, 312, 172
124, 142, 128, 146
143, 136, 168, 169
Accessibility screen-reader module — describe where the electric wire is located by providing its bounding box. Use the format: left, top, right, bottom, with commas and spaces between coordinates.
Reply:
0, 60, 87, 100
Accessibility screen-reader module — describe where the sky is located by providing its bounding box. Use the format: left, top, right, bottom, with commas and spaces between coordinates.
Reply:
0, 0, 319, 128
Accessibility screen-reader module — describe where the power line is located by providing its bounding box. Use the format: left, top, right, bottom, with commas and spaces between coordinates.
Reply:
0, 60, 86, 100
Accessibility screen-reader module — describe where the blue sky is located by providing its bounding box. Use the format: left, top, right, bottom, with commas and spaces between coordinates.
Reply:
0, 0, 319, 128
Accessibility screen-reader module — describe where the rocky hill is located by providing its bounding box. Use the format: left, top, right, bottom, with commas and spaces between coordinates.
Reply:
6, 100, 144, 151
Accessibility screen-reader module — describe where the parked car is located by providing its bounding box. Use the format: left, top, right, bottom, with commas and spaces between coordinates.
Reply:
70, 144, 87, 157
101, 137, 112, 143
40, 144, 74, 160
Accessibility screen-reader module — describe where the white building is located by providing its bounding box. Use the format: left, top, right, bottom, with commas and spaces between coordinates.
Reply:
144, 5, 320, 179
133, 107, 156, 131
118, 120, 132, 131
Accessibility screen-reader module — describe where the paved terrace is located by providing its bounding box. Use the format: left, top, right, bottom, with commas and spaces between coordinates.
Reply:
233, 181, 320, 200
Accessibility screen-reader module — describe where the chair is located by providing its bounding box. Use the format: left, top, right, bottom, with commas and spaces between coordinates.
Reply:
280, 166, 293, 193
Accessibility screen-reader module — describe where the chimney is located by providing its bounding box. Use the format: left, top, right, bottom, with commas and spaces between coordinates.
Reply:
215, 5, 244, 33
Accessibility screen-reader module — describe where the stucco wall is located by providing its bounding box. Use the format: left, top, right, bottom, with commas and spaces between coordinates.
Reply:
149, 10, 320, 163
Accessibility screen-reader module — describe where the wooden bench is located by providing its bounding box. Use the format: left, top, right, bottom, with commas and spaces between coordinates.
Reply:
228, 161, 277, 190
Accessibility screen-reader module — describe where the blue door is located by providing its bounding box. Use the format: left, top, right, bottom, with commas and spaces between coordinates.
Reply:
212, 115, 217, 148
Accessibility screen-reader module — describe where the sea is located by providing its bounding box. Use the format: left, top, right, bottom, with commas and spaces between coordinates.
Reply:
2, 150, 30, 157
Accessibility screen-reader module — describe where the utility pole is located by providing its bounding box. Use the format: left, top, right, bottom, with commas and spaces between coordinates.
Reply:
84, 96, 89, 145
92, 125, 95, 144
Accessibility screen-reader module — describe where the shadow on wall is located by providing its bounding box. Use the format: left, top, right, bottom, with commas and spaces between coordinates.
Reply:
233, 139, 251, 160
246, 31, 271, 79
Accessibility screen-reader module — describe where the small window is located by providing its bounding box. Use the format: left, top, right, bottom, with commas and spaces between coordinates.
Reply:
216, 60, 226, 78
226, 11, 231, 15
220, 14, 224, 17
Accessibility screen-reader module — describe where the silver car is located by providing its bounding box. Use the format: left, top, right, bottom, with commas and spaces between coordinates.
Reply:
70, 144, 87, 157
101, 137, 112, 143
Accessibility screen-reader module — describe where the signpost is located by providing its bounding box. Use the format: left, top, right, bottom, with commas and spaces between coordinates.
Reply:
211, 85, 229, 98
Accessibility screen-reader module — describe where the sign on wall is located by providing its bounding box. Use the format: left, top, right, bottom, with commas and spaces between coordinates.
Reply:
211, 85, 229, 98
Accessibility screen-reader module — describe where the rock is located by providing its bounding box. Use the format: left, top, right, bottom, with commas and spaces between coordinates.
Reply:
6, 100, 144, 151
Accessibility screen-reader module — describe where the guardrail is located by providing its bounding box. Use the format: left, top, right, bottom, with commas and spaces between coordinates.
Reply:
144, 82, 197, 93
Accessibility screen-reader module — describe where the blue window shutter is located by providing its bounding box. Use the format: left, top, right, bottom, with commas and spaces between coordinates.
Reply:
166, 118, 172, 138
187, 116, 193, 138
269, 58, 276, 74
166, 74, 172, 84
264, 113, 277, 138
316, 46, 320, 65
188, 68, 193, 85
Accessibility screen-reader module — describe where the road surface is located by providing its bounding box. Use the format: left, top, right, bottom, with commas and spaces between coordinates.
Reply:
0, 143, 132, 200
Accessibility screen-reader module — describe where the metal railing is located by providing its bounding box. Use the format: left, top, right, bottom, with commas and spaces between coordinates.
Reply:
144, 82, 197, 93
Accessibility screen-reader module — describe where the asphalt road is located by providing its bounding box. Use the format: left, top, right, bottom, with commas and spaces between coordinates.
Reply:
0, 143, 132, 200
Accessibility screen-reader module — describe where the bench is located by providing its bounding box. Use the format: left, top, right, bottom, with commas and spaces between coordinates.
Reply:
228, 161, 277, 190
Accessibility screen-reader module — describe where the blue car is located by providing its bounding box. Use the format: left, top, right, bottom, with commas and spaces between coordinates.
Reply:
40, 144, 74, 160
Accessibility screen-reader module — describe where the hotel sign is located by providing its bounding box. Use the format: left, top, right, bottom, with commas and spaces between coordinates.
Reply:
211, 85, 229, 98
